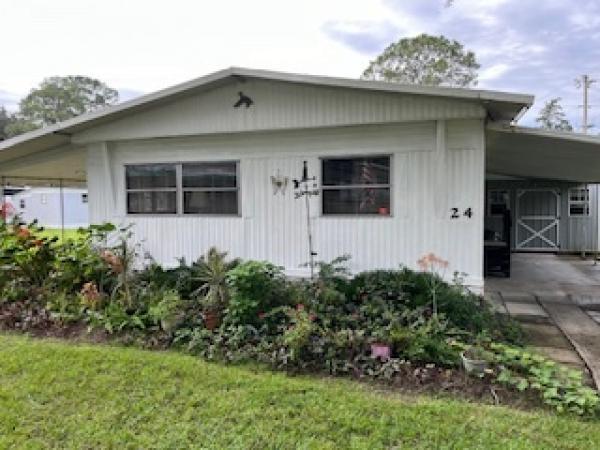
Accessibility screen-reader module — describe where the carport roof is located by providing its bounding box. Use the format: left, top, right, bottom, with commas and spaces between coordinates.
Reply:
486, 124, 600, 183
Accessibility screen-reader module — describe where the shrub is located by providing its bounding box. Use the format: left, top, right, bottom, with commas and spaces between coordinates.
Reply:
488, 343, 600, 417
225, 260, 290, 326
50, 224, 117, 296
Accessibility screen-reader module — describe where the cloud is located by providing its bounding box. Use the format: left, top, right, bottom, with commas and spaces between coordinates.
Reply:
325, 0, 600, 129
117, 88, 145, 103
0, 90, 19, 112
322, 20, 398, 55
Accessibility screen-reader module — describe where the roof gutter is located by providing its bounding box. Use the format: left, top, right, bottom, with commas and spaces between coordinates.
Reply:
510, 104, 531, 126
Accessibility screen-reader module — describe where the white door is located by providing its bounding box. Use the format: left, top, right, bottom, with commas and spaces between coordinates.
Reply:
515, 189, 560, 251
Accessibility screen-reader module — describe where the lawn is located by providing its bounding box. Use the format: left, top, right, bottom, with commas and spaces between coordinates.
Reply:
1, 334, 598, 449
36, 228, 82, 242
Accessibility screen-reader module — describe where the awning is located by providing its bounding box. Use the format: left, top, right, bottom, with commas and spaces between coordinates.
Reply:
0, 144, 86, 187
487, 124, 600, 183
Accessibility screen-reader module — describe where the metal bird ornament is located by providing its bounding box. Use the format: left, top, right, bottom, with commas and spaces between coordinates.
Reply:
233, 91, 254, 108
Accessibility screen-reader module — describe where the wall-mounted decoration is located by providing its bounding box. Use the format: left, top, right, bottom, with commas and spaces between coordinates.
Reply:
293, 161, 320, 278
233, 91, 254, 108
270, 170, 289, 195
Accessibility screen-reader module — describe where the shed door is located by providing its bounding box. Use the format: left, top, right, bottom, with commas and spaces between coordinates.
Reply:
515, 189, 560, 251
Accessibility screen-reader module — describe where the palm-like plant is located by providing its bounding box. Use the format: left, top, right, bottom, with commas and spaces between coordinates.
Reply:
192, 247, 239, 313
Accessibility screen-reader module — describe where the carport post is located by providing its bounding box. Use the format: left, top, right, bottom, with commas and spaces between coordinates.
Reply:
1, 177, 4, 223
59, 179, 65, 240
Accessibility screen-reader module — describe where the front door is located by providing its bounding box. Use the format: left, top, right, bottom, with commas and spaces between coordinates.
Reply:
515, 188, 560, 251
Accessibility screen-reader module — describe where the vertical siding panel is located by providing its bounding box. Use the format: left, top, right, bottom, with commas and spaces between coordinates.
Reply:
93, 119, 485, 288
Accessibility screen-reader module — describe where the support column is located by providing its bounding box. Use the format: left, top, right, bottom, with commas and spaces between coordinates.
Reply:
59, 179, 65, 240
434, 120, 447, 219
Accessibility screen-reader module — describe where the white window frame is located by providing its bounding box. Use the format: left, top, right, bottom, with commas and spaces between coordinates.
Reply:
81, 193, 88, 204
124, 161, 240, 216
320, 155, 392, 216
568, 187, 590, 217
487, 189, 510, 217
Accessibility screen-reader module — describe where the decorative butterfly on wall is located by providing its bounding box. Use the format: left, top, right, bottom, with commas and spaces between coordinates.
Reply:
270, 171, 289, 195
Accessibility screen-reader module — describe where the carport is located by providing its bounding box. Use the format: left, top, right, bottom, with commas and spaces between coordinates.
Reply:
485, 124, 600, 259
0, 130, 86, 236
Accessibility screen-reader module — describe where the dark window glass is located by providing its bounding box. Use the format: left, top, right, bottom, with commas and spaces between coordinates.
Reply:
322, 156, 391, 215
127, 192, 177, 214
183, 162, 237, 188
323, 188, 390, 215
184, 191, 238, 214
570, 204, 589, 216
322, 157, 390, 186
126, 164, 176, 189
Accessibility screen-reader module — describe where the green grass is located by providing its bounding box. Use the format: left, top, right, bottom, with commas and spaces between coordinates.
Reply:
1, 334, 599, 449
36, 228, 82, 243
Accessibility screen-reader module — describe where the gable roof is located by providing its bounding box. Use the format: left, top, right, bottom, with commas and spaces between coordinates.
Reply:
0, 67, 533, 160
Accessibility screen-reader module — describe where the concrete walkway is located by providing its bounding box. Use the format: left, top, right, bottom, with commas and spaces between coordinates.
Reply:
485, 253, 600, 388
542, 301, 600, 389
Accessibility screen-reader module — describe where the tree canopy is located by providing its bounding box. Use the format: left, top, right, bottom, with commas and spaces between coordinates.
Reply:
0, 107, 12, 140
4, 76, 118, 138
361, 34, 480, 87
535, 98, 573, 132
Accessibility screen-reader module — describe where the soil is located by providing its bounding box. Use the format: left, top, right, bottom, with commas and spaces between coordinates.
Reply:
0, 302, 545, 413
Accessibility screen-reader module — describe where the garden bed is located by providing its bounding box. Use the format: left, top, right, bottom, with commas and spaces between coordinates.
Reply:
0, 221, 598, 418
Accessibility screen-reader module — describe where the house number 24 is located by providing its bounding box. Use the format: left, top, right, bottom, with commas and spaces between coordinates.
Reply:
451, 208, 473, 219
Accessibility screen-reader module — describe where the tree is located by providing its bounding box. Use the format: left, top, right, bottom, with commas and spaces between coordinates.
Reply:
361, 34, 480, 87
5, 76, 118, 137
535, 98, 573, 132
0, 106, 11, 140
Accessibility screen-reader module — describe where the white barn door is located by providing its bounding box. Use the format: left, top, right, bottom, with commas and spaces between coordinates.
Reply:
515, 188, 560, 251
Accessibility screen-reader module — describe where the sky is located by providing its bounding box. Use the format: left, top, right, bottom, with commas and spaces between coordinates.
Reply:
1, 0, 600, 128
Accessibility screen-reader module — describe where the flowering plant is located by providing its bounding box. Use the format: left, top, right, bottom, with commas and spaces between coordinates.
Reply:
417, 252, 449, 318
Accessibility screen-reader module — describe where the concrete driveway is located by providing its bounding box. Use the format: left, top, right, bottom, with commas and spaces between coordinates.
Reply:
486, 253, 600, 300
485, 253, 600, 389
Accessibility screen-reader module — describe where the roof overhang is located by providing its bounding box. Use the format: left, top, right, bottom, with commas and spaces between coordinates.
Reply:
0, 67, 533, 165
487, 124, 600, 183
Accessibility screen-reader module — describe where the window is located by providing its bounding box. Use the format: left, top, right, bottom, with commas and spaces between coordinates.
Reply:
19, 199, 25, 209
126, 164, 177, 214
183, 162, 238, 214
488, 190, 510, 216
321, 156, 391, 215
568, 187, 590, 216
81, 193, 88, 204
125, 162, 239, 215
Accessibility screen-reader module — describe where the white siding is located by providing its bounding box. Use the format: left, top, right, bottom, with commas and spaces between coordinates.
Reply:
74, 79, 485, 143
86, 120, 485, 287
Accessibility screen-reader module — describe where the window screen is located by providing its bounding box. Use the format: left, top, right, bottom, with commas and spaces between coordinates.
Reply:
321, 156, 391, 215
125, 162, 239, 215
488, 190, 510, 216
568, 187, 590, 216
126, 164, 177, 214
182, 162, 238, 214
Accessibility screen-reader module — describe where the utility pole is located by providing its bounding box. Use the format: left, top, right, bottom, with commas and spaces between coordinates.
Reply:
576, 74, 596, 133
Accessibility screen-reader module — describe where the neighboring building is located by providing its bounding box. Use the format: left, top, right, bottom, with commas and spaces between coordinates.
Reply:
1, 67, 600, 292
9, 187, 89, 229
